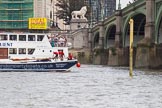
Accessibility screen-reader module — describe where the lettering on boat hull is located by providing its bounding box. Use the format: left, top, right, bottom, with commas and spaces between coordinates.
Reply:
0, 60, 77, 72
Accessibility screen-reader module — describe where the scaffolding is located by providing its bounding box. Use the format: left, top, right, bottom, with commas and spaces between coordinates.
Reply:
0, 0, 33, 29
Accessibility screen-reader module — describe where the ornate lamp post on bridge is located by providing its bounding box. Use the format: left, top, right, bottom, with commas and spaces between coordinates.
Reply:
118, 0, 121, 10
100, 0, 104, 21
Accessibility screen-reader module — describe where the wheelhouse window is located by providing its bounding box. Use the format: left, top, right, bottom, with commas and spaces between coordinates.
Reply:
28, 48, 35, 55
37, 35, 44, 41
19, 35, 26, 41
19, 48, 26, 54
9, 48, 17, 54
9, 35, 17, 41
28, 35, 35, 41
0, 34, 8, 41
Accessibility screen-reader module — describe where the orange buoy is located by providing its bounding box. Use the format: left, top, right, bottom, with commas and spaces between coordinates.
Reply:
76, 62, 81, 67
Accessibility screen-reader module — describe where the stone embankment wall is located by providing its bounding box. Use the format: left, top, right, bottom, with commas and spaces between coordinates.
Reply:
69, 44, 162, 70
69, 49, 92, 64
135, 44, 162, 69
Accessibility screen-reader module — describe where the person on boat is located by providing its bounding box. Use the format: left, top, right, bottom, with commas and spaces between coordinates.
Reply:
51, 39, 55, 47
59, 36, 65, 47
58, 50, 64, 61
54, 35, 58, 47
68, 53, 73, 60
64, 36, 67, 47
53, 51, 58, 60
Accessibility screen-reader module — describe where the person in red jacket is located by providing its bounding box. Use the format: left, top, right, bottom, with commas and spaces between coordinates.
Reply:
58, 50, 64, 61
53, 51, 58, 60
68, 53, 73, 60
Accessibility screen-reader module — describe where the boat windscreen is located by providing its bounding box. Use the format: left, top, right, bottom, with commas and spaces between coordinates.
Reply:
28, 48, 35, 54
37, 35, 44, 41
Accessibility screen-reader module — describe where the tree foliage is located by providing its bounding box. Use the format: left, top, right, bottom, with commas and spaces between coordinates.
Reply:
55, 0, 88, 24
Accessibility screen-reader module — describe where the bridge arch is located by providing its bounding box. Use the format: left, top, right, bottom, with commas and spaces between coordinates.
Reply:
105, 24, 116, 48
155, 5, 162, 44
123, 12, 146, 47
92, 32, 99, 48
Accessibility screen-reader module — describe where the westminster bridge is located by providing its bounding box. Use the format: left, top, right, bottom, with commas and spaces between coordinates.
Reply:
75, 0, 162, 69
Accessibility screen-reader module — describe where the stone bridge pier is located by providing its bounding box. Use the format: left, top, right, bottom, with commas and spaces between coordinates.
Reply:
135, 0, 156, 68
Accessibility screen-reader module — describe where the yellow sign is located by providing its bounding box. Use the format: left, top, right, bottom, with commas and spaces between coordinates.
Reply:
28, 18, 47, 29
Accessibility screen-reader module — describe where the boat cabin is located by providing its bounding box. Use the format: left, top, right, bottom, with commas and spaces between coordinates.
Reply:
0, 33, 68, 60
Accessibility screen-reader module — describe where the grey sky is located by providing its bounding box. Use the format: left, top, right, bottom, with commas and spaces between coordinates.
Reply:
116, 0, 131, 9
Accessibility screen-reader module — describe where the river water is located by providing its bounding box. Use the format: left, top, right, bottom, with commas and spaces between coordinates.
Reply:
0, 65, 162, 108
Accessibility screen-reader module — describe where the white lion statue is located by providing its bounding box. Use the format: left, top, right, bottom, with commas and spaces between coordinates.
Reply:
71, 6, 87, 19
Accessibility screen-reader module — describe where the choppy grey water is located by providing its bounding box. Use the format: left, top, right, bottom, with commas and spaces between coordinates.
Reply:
0, 65, 162, 108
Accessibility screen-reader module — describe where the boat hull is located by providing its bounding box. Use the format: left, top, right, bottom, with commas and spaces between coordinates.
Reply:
0, 60, 77, 72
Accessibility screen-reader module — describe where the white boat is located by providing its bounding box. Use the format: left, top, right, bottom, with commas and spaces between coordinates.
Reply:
0, 32, 78, 72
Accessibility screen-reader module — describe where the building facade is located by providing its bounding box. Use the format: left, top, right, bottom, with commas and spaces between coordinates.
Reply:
0, 0, 52, 32
0, 0, 33, 29
84, 0, 116, 24
0, 0, 116, 31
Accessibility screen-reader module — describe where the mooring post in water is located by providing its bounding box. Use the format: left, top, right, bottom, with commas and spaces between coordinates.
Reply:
129, 18, 134, 77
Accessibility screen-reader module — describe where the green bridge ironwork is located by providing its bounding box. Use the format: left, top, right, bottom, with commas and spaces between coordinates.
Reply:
88, 0, 162, 69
